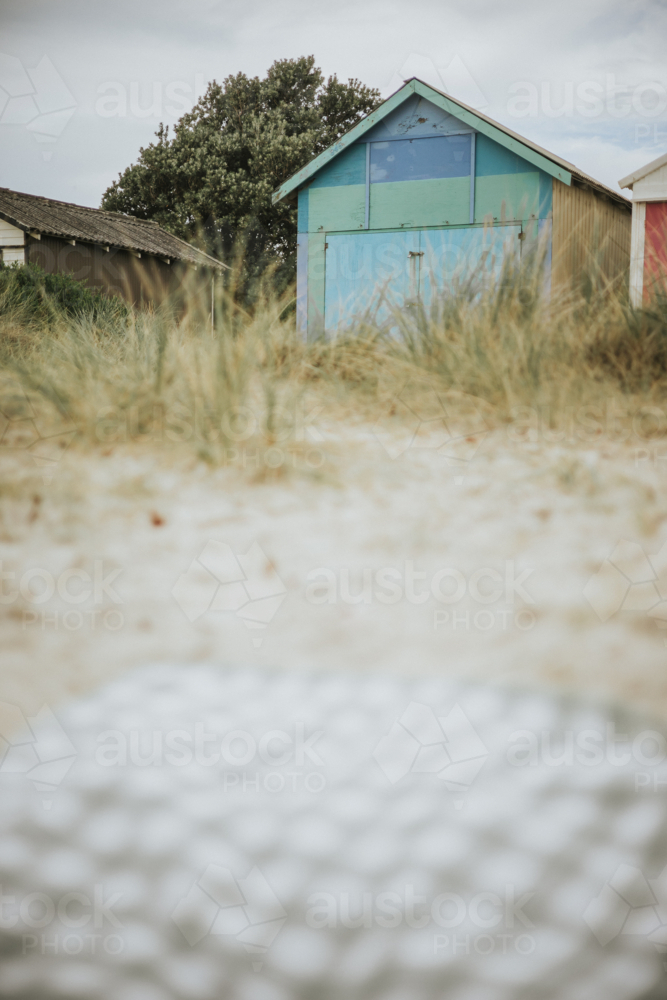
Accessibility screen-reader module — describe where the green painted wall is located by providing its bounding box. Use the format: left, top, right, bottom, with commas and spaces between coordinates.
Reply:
369, 177, 470, 229
474, 172, 540, 223
308, 184, 366, 233
472, 133, 552, 223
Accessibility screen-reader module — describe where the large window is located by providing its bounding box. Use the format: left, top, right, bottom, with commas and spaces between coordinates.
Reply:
369, 134, 473, 183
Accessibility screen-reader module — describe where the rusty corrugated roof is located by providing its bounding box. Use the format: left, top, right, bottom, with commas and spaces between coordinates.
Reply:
0, 187, 227, 269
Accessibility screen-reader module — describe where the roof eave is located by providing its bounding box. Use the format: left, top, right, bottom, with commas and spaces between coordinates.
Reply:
619, 151, 667, 190
0, 210, 226, 270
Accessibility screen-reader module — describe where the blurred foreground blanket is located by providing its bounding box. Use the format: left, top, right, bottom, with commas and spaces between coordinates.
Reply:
1, 664, 667, 999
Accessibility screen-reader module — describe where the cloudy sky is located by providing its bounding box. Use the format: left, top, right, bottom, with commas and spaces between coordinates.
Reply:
1, 0, 666, 208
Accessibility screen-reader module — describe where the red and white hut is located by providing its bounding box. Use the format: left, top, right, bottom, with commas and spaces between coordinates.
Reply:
619, 152, 667, 307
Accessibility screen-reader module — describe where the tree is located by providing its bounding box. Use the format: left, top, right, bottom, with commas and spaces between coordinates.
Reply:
101, 57, 380, 295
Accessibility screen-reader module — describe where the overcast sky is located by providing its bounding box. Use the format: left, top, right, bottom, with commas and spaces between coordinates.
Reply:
1, 0, 666, 208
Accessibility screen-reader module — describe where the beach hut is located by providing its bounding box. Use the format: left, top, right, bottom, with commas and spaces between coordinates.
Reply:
273, 78, 631, 338
0, 187, 226, 307
619, 152, 667, 306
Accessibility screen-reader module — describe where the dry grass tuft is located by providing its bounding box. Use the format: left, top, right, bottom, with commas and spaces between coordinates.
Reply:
1, 254, 667, 479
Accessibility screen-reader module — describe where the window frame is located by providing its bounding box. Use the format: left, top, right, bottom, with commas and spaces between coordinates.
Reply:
364, 130, 477, 228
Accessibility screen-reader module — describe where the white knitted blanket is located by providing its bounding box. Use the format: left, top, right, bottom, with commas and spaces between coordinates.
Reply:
1, 664, 667, 1000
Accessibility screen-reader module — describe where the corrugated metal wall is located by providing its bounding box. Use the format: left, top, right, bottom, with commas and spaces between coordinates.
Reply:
26, 236, 204, 307
551, 180, 631, 295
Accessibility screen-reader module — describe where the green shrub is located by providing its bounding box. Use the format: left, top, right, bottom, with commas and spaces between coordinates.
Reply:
0, 262, 127, 324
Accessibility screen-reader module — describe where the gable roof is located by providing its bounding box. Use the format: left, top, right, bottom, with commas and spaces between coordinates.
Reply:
272, 78, 630, 209
0, 187, 227, 270
619, 151, 667, 190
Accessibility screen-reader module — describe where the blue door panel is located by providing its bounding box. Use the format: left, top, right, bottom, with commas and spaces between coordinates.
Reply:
324, 226, 521, 333
324, 231, 418, 332
419, 225, 521, 308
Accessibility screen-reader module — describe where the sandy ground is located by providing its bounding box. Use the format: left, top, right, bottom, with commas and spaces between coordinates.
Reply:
2, 421, 667, 732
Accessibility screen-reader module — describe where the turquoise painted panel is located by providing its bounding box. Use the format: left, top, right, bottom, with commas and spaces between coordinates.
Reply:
296, 233, 307, 335
419, 225, 521, 308
474, 172, 541, 223
470, 131, 558, 222
307, 233, 326, 339
310, 144, 366, 188
324, 230, 419, 332
359, 94, 472, 142
474, 136, 552, 217
308, 184, 366, 233
476, 133, 529, 176
370, 176, 470, 229
297, 187, 309, 234
539, 171, 553, 217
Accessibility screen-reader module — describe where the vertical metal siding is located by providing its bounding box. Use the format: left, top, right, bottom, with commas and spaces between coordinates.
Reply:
551, 180, 631, 295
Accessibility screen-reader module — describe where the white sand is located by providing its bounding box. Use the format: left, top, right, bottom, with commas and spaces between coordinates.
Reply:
2, 424, 667, 729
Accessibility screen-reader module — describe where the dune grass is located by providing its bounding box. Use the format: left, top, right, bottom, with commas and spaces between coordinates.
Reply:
1, 254, 667, 479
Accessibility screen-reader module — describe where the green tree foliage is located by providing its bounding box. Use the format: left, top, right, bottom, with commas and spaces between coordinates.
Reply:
101, 56, 380, 296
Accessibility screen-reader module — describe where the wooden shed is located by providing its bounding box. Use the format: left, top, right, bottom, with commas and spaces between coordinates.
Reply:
0, 187, 226, 307
272, 78, 632, 338
619, 153, 667, 306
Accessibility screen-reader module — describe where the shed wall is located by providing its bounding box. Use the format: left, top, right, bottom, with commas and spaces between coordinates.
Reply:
0, 219, 26, 264
633, 161, 667, 202
551, 180, 631, 295
26, 236, 196, 306
298, 131, 554, 237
